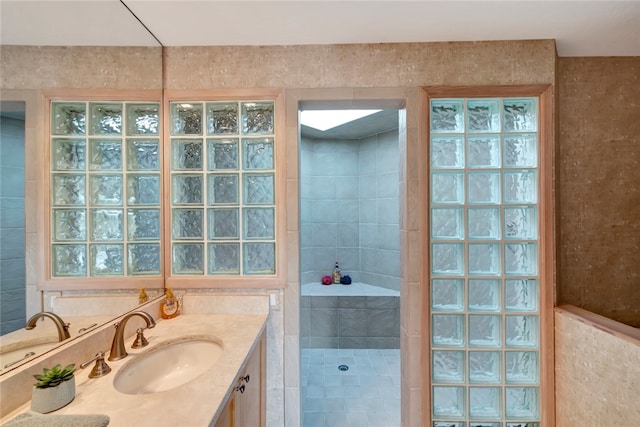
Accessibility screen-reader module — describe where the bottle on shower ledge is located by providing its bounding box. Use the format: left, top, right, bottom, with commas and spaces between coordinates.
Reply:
332, 261, 341, 284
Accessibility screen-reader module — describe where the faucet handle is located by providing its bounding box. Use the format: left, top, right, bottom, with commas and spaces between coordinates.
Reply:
80, 351, 112, 378
131, 328, 149, 349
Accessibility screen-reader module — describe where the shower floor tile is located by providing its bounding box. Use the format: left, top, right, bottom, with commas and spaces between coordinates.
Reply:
302, 348, 401, 427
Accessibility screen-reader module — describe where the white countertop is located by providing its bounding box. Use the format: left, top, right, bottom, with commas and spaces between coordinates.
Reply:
3, 313, 268, 427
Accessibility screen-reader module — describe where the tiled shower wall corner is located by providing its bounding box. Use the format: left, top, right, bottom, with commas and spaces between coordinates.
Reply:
301, 295, 400, 349
0, 115, 26, 335
300, 129, 400, 291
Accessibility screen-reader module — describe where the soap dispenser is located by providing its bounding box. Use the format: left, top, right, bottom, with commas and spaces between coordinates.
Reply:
332, 261, 341, 284
160, 287, 179, 319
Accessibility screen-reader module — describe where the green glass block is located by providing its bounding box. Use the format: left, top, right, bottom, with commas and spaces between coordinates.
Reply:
432, 350, 465, 383
171, 103, 203, 135
126, 139, 160, 170
89, 102, 122, 135
503, 98, 537, 132
243, 173, 274, 205
90, 209, 123, 241
128, 243, 161, 275
505, 206, 537, 239
241, 101, 274, 135
243, 242, 275, 274
52, 244, 86, 276
52, 174, 85, 206
52, 138, 86, 170
504, 170, 537, 204
434, 423, 465, 427
469, 386, 502, 419
467, 99, 500, 133
172, 208, 204, 240
127, 174, 160, 205
468, 279, 501, 311
468, 172, 500, 204
207, 174, 239, 205
505, 387, 539, 418
208, 243, 240, 275
52, 102, 86, 135
469, 315, 501, 347
207, 208, 239, 240
432, 207, 464, 240
53, 209, 86, 241
433, 386, 465, 418
207, 138, 239, 170
504, 243, 537, 276
243, 138, 274, 169
126, 103, 159, 135
89, 244, 124, 276
468, 207, 501, 240
506, 315, 539, 348
432, 314, 464, 347
89, 174, 123, 206
467, 135, 500, 168
431, 136, 464, 168
431, 99, 464, 133
505, 351, 539, 384
504, 134, 537, 167
206, 102, 238, 135
89, 139, 122, 171
243, 208, 275, 240
172, 174, 203, 205
432, 243, 464, 275
127, 208, 161, 240
505, 279, 538, 312
172, 138, 203, 170
431, 172, 464, 204
431, 279, 464, 311
172, 243, 204, 274
469, 351, 501, 383
468, 243, 501, 276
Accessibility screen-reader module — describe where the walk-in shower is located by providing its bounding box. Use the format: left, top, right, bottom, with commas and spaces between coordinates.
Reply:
299, 108, 401, 427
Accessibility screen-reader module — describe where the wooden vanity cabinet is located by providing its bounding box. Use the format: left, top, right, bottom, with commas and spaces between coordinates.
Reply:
214, 331, 266, 427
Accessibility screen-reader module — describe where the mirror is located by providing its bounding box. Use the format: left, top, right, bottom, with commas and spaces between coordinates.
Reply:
0, 1, 163, 373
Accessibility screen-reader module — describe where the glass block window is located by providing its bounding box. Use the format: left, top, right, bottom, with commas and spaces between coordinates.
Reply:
430, 98, 540, 426
50, 101, 161, 277
170, 101, 276, 275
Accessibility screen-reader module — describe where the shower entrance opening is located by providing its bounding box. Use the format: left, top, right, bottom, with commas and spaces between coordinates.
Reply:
299, 105, 402, 427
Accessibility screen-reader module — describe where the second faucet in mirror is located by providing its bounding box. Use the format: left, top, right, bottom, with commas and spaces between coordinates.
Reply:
25, 312, 71, 342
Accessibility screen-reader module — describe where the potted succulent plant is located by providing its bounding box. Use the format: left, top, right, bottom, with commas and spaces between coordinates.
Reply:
31, 363, 76, 413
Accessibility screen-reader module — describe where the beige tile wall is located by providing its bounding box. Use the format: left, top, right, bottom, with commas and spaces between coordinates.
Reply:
1, 40, 556, 426
555, 306, 640, 426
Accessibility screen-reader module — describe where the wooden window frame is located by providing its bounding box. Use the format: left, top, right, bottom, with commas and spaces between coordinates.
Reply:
39, 88, 286, 291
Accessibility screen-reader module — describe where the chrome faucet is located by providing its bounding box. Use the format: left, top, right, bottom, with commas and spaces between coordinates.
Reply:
108, 311, 156, 361
25, 312, 71, 342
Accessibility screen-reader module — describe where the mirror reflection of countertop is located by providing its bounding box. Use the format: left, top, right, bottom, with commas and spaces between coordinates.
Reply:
0, 316, 114, 375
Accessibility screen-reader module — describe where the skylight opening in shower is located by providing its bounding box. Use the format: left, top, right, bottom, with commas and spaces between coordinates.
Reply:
300, 109, 381, 131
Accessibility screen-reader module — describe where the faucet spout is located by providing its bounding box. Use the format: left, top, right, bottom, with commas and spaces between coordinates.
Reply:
108, 311, 156, 361
25, 312, 71, 342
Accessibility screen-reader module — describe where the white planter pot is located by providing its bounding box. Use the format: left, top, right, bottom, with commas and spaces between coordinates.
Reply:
31, 376, 75, 414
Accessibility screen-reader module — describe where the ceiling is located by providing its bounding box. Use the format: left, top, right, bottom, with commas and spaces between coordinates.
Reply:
1, 1, 640, 57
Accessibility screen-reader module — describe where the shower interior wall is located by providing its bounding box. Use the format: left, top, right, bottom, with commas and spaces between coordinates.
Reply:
300, 128, 400, 291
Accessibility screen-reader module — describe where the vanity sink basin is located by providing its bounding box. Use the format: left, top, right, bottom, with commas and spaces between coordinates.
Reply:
113, 337, 223, 395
